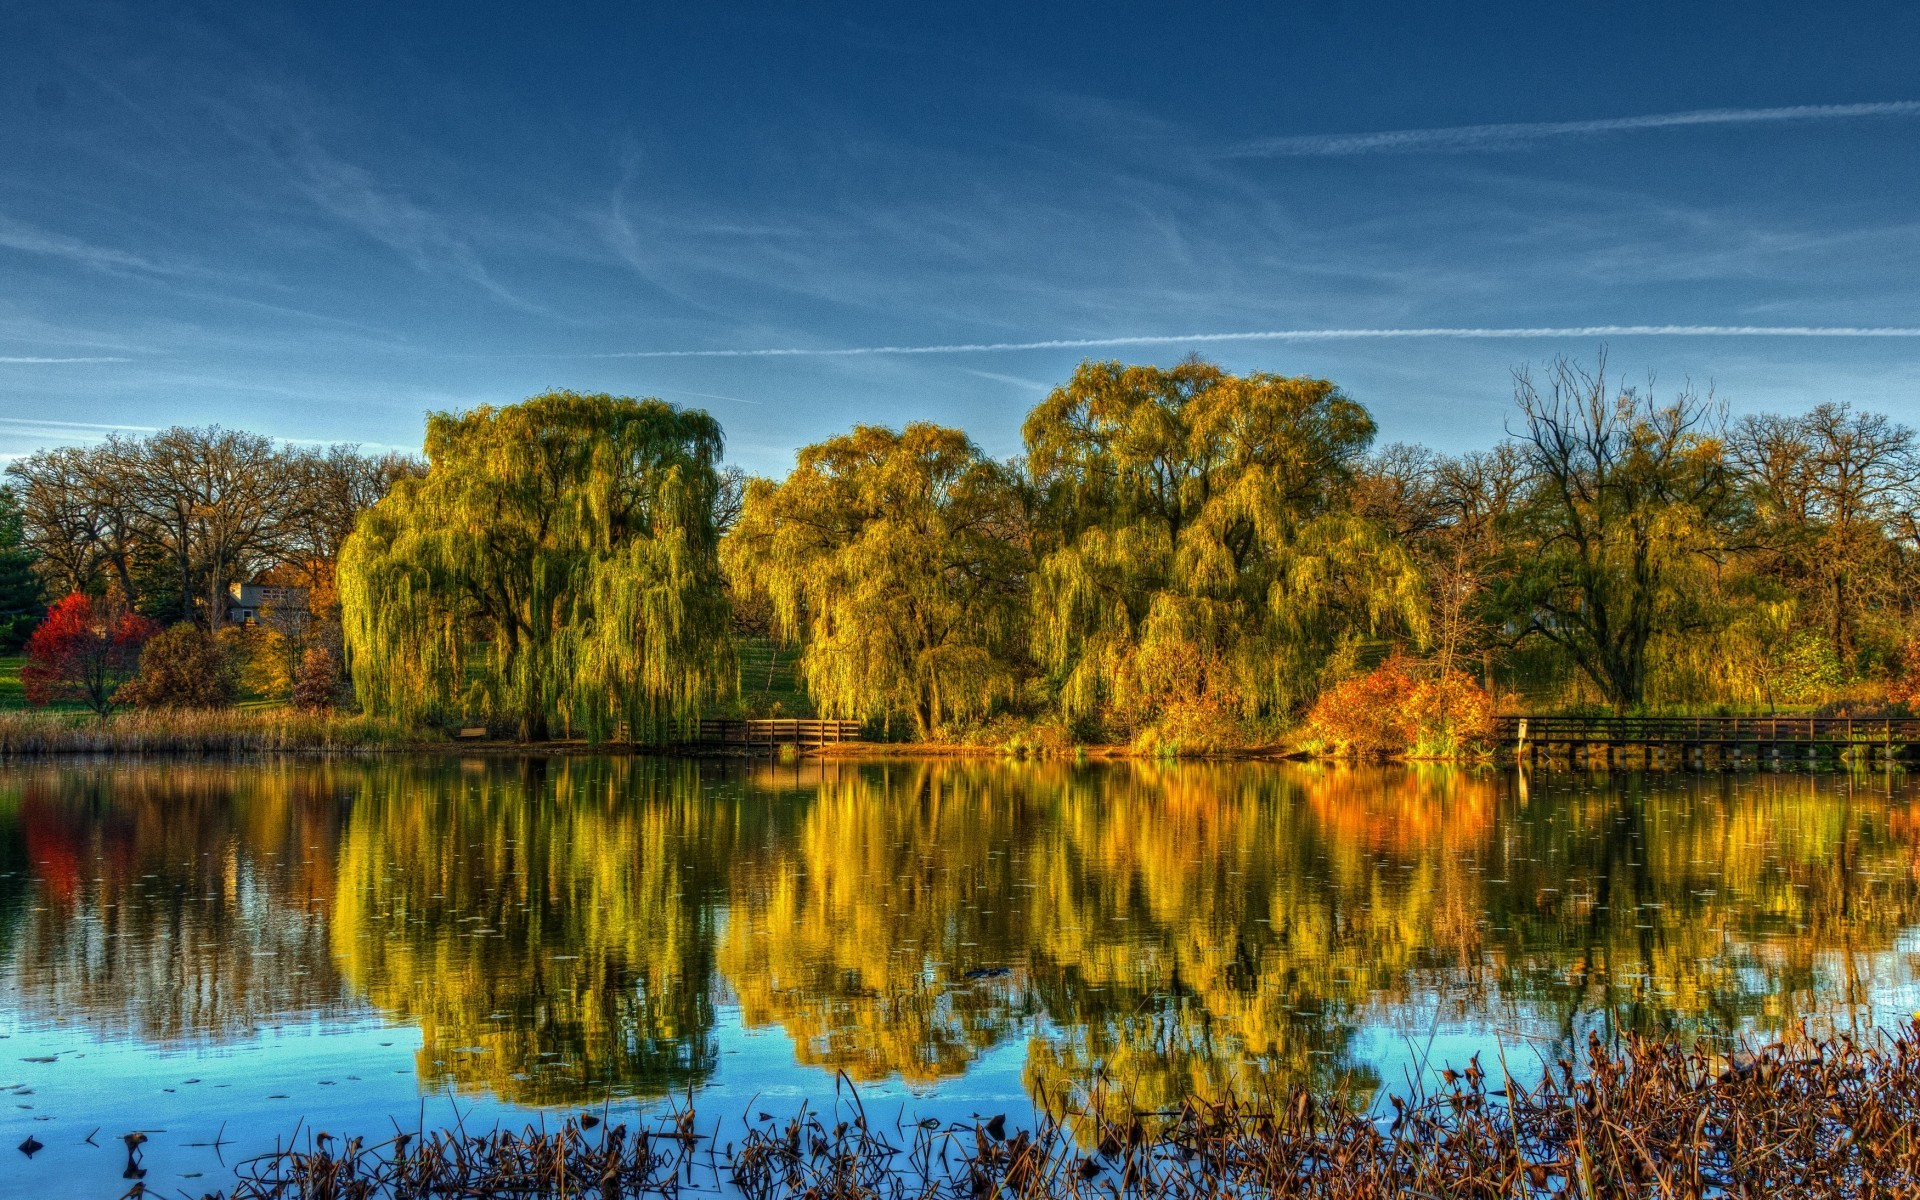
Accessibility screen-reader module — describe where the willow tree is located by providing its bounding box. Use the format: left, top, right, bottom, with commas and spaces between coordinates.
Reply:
338, 391, 733, 742
722, 423, 1027, 739
1024, 360, 1422, 744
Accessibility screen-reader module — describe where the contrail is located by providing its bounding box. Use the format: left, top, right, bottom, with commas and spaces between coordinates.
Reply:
583, 325, 1920, 359
0, 416, 158, 432
1226, 100, 1920, 157
0, 355, 131, 364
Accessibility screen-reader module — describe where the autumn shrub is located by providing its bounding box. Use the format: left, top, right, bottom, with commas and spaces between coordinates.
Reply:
1303, 656, 1419, 757
1404, 668, 1496, 757
118, 623, 239, 709
1125, 637, 1248, 755
1304, 655, 1494, 759
220, 625, 295, 701
20, 592, 160, 716
291, 646, 339, 712
1890, 638, 1920, 706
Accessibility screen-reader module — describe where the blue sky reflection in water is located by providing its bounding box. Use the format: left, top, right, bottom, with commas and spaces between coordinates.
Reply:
4, 758, 1920, 1197
2, 3, 1919, 469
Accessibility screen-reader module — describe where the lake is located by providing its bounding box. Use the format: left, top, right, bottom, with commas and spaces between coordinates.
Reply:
3, 757, 1917, 1197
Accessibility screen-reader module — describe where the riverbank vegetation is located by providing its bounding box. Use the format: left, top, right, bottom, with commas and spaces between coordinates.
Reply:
3, 355, 1917, 755
214, 1025, 1920, 1199
723, 355, 1920, 754
0, 707, 412, 754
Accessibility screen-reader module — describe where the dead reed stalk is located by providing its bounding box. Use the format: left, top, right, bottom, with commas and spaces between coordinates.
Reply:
218, 1024, 1920, 1199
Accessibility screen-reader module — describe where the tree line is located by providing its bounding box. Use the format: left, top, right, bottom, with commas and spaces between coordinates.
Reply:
725, 357, 1920, 748
2, 429, 418, 712
6, 356, 1918, 745
6, 429, 417, 630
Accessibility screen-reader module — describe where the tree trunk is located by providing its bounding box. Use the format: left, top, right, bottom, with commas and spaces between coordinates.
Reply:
207, 571, 225, 633
178, 543, 193, 624
519, 707, 549, 743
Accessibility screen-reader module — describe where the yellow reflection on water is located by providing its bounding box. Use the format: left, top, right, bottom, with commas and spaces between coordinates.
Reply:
4, 758, 1919, 1114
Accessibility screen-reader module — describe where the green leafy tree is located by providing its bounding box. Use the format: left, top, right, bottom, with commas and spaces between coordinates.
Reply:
0, 485, 43, 648
338, 391, 733, 742
1496, 357, 1735, 710
723, 423, 1027, 739
1023, 360, 1421, 742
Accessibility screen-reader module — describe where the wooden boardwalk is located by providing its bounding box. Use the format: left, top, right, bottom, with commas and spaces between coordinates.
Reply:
693, 718, 864, 750
1494, 714, 1920, 767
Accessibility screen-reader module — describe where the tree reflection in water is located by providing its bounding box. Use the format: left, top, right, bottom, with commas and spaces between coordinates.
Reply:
332, 757, 735, 1105
2, 758, 1917, 1115
0, 763, 355, 1042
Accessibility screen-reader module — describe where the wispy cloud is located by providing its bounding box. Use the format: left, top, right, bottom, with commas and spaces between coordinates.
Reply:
651, 386, 762, 407
0, 214, 182, 276
555, 325, 1920, 359
277, 132, 550, 315
964, 368, 1053, 392
1227, 101, 1920, 158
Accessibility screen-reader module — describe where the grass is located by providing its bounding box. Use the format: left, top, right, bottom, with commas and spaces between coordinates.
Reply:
0, 707, 419, 755
215, 1025, 1920, 1199
0, 653, 85, 712
733, 637, 815, 718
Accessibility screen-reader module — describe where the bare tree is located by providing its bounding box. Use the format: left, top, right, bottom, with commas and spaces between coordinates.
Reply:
711, 464, 750, 536
1354, 442, 1524, 689
5, 446, 104, 596
1499, 356, 1734, 710
283, 445, 422, 578
1732, 402, 1918, 667
126, 428, 304, 630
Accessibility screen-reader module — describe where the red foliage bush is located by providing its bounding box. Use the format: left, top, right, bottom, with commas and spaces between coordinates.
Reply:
20, 592, 160, 716
1305, 656, 1421, 757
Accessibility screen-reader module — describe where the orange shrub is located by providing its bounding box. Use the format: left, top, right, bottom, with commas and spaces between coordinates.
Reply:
1891, 639, 1920, 707
1304, 656, 1421, 757
1305, 655, 1494, 758
1405, 669, 1496, 756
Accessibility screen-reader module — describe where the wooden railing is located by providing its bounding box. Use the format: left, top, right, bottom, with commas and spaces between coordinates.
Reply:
694, 718, 865, 748
1493, 715, 1920, 747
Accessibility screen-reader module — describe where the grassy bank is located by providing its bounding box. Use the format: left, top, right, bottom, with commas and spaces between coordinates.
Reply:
215, 1026, 1920, 1199
0, 708, 419, 755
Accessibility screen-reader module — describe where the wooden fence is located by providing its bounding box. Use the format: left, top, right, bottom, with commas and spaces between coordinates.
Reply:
1494, 714, 1920, 764
692, 718, 865, 749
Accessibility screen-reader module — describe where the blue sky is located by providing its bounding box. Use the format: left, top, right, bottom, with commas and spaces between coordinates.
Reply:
2, 1, 1917, 473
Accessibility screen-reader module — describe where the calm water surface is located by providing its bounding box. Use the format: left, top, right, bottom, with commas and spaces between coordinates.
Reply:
2, 758, 1918, 1196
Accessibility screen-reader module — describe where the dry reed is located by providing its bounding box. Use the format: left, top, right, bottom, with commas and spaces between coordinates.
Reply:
0, 709, 414, 756
213, 1025, 1920, 1199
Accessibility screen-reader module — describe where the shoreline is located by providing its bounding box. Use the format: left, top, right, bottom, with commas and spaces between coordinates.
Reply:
0, 709, 1907, 767
0, 737, 1904, 771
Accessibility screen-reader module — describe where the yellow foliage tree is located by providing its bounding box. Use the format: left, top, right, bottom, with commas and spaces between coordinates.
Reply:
1024, 360, 1424, 744
723, 423, 1027, 739
338, 392, 734, 742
